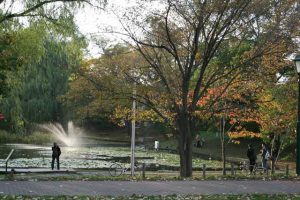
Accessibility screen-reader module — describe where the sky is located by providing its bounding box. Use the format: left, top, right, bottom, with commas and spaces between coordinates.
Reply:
0, 0, 157, 58
74, 0, 137, 58
0, 0, 128, 58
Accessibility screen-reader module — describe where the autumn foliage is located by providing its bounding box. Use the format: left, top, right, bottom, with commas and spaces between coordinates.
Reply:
191, 81, 263, 139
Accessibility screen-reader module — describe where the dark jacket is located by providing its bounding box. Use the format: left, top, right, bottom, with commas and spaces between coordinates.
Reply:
52, 145, 61, 157
262, 146, 271, 160
247, 147, 257, 161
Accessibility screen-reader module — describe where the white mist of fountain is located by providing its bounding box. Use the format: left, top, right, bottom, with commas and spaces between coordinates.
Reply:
39, 121, 82, 146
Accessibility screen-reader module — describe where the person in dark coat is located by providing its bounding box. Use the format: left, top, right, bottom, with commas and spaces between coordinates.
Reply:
247, 144, 257, 173
51, 142, 61, 170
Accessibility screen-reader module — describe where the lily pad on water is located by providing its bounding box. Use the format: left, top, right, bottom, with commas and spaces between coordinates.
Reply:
0, 144, 223, 169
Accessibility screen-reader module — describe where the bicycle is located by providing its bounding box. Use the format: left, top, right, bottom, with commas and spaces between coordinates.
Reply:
239, 161, 266, 175
109, 162, 141, 177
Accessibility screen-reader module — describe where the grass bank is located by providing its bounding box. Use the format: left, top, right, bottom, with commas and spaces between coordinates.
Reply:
0, 130, 53, 144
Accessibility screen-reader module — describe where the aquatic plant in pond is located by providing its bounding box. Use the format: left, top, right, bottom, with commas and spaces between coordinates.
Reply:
0, 144, 223, 169
39, 121, 82, 146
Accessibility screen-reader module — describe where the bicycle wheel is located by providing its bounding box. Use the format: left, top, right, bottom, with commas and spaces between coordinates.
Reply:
239, 162, 248, 175
253, 163, 264, 175
109, 163, 123, 177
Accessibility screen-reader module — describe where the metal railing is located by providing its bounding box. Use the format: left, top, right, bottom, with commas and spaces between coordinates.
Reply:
5, 149, 14, 173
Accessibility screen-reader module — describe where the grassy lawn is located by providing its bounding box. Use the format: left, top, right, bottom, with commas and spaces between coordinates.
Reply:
159, 131, 260, 160
158, 131, 296, 173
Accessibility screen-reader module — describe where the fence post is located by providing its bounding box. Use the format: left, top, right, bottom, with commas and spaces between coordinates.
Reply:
5, 149, 14, 174
142, 163, 146, 180
202, 164, 206, 179
285, 164, 289, 177
231, 163, 234, 175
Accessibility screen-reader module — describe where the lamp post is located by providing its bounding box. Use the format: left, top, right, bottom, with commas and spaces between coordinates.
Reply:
130, 84, 136, 177
294, 55, 300, 175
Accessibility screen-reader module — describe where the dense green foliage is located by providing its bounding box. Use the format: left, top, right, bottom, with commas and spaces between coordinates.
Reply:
0, 0, 96, 133
0, 21, 85, 133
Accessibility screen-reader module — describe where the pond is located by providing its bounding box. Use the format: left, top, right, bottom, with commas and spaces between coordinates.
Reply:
0, 139, 222, 170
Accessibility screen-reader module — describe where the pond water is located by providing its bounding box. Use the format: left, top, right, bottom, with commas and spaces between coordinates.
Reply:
0, 138, 222, 170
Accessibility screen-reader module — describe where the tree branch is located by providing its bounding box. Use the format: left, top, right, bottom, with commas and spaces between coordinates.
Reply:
0, 0, 94, 24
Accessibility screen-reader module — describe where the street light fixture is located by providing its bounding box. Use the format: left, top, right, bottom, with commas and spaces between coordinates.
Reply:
293, 55, 300, 175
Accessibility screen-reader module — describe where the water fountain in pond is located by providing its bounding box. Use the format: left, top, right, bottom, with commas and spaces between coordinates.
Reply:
39, 121, 82, 147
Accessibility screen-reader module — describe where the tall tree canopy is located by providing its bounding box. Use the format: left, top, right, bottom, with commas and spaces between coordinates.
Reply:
60, 44, 163, 131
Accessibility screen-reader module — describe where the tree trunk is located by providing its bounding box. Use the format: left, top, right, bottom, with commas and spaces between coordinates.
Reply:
177, 114, 193, 177
271, 157, 275, 174
221, 117, 226, 175
270, 134, 281, 174
222, 139, 226, 175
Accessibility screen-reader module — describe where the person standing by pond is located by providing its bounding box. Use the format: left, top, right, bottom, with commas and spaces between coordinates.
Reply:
246, 144, 257, 173
51, 142, 61, 170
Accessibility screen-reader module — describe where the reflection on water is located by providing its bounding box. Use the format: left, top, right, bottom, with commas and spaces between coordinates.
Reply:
0, 144, 46, 159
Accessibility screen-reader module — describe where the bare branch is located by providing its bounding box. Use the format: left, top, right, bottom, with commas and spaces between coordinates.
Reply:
164, 2, 185, 76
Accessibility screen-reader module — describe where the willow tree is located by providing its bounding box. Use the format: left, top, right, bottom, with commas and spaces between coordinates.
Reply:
0, 0, 106, 98
0, 20, 85, 132
114, 0, 300, 177
21, 37, 84, 124
0, 0, 100, 132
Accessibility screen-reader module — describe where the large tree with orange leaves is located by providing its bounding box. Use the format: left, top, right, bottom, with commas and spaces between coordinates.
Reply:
62, 0, 300, 177
192, 31, 298, 165
107, 0, 300, 177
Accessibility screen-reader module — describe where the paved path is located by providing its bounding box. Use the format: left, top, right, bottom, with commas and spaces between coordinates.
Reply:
0, 180, 299, 196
